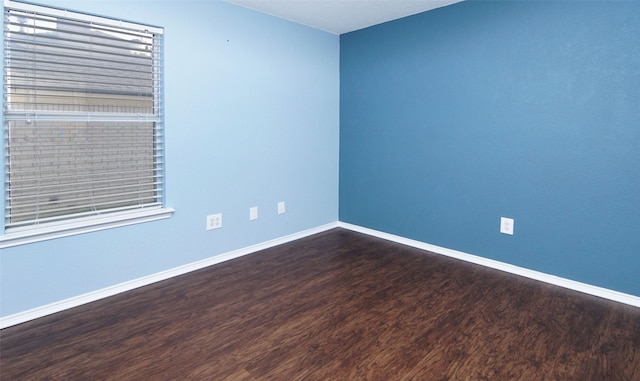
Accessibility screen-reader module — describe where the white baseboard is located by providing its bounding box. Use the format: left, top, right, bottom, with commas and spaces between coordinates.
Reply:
0, 222, 339, 329
3, 221, 637, 329
338, 222, 640, 309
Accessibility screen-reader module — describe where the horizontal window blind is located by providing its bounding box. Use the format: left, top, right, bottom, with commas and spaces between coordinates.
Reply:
4, 1, 165, 231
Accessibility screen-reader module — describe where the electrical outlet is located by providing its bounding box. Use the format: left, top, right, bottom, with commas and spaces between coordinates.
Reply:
250, 207, 258, 221
500, 217, 514, 235
278, 201, 285, 215
206, 213, 222, 230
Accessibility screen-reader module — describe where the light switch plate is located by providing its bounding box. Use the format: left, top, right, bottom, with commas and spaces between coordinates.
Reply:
278, 201, 285, 215
250, 207, 258, 221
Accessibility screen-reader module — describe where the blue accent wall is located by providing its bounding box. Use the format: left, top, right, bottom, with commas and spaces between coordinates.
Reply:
1, 0, 339, 317
340, 1, 640, 295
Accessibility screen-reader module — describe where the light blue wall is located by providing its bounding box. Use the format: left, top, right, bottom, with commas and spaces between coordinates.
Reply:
340, 1, 640, 296
1, 0, 339, 317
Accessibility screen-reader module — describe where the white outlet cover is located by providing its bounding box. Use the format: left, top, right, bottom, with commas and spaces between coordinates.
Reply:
250, 207, 258, 221
500, 217, 514, 235
278, 201, 285, 215
206, 213, 222, 230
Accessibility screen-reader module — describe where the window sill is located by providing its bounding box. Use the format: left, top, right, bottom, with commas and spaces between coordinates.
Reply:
0, 208, 174, 249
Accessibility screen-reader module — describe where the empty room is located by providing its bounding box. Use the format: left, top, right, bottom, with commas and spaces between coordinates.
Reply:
1, 0, 639, 379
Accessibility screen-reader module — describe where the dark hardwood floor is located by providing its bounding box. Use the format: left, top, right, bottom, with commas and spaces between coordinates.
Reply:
2, 228, 639, 380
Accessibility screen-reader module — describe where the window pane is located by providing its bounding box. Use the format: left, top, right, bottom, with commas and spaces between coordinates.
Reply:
6, 120, 159, 226
4, 2, 164, 231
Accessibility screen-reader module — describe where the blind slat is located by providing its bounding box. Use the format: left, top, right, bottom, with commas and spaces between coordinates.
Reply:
8, 186, 162, 206
5, 202, 164, 228
7, 29, 153, 52
7, 58, 156, 77
8, 177, 161, 195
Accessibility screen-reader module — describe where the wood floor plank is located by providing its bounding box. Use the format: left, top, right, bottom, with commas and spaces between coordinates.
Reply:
1, 228, 639, 380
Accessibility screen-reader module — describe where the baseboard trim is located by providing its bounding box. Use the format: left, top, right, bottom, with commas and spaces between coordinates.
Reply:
0, 222, 340, 329
338, 222, 640, 309
4, 220, 637, 329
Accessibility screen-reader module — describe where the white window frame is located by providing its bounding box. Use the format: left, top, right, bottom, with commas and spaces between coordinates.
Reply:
1, 0, 173, 248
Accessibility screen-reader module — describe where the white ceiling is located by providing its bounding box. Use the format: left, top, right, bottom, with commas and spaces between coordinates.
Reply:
225, 0, 463, 35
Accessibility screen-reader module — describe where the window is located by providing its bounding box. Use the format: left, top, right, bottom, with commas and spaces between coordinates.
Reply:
2, 1, 172, 247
